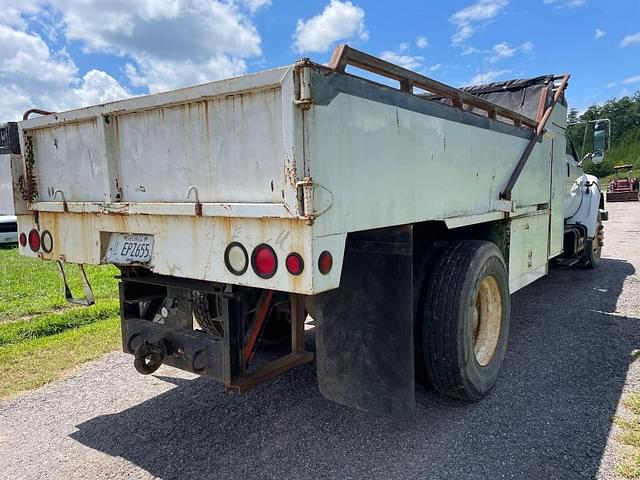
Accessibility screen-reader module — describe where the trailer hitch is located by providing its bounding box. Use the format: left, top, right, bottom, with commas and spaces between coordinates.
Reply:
133, 340, 168, 375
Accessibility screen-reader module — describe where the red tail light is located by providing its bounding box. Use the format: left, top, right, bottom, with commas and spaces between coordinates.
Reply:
19, 233, 27, 247
28, 229, 40, 251
318, 251, 333, 275
251, 244, 278, 279
285, 253, 304, 276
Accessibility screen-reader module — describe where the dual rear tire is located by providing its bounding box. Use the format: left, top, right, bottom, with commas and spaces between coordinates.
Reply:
417, 240, 511, 401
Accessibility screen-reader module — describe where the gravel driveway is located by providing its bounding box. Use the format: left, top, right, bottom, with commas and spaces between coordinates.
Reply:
1, 202, 639, 480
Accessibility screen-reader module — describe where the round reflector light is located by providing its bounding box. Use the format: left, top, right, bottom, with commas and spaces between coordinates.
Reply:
318, 251, 333, 275
251, 244, 278, 279
28, 229, 40, 252
285, 253, 304, 276
19, 232, 27, 247
41, 230, 53, 253
224, 242, 248, 275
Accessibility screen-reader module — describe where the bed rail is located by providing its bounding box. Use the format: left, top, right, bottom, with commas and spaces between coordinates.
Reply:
328, 44, 539, 130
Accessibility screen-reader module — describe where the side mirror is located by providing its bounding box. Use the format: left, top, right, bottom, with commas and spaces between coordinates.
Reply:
591, 150, 604, 165
567, 118, 611, 162
593, 121, 609, 153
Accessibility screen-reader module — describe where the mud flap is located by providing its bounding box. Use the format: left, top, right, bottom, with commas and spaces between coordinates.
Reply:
314, 228, 414, 415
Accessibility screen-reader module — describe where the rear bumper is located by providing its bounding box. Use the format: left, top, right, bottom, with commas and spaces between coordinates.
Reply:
17, 212, 345, 295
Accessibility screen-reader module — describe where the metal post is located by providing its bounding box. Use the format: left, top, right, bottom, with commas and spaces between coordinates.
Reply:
290, 294, 306, 353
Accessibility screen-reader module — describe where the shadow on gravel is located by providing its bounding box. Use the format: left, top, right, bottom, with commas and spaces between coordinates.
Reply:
71, 258, 640, 480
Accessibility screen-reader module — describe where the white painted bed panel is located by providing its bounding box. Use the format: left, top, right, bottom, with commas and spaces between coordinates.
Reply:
307, 93, 552, 238
32, 120, 109, 202
509, 212, 550, 292
116, 88, 285, 203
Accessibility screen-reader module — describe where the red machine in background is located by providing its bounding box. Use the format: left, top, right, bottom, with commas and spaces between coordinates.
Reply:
607, 165, 639, 202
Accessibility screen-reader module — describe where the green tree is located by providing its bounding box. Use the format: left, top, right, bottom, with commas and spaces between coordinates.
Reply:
567, 90, 640, 178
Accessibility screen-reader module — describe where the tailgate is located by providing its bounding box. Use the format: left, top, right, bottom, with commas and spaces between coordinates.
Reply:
19, 66, 300, 214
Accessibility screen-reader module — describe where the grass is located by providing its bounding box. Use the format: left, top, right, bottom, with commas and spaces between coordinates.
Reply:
0, 302, 118, 346
0, 247, 119, 319
616, 394, 640, 478
0, 318, 121, 398
585, 128, 640, 183
0, 247, 121, 399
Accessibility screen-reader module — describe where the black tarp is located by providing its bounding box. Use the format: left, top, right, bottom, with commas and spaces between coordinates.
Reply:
425, 75, 563, 123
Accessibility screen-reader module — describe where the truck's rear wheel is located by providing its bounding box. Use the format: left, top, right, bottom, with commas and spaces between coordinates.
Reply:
419, 240, 510, 401
192, 291, 225, 337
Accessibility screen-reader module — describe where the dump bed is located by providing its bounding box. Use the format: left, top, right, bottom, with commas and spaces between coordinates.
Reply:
12, 47, 567, 295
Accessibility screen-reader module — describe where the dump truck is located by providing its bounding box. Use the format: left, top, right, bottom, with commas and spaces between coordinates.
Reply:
0, 46, 607, 415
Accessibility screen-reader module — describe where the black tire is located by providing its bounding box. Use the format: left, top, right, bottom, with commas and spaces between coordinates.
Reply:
420, 240, 511, 401
584, 212, 603, 269
192, 291, 224, 337
414, 241, 449, 387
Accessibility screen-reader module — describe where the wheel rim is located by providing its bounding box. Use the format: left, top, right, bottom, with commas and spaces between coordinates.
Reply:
472, 274, 502, 366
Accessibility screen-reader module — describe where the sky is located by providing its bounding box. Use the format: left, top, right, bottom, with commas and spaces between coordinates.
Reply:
1, 0, 639, 121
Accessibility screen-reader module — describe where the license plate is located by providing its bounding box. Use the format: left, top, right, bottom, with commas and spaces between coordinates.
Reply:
105, 233, 154, 264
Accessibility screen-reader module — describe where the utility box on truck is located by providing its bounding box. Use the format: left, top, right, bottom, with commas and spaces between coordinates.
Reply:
9, 46, 606, 415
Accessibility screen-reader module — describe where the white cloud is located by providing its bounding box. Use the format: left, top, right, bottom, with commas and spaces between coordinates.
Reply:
0, 0, 265, 97
73, 69, 131, 105
126, 54, 248, 93
0, 23, 129, 120
0, 0, 270, 120
0, 0, 42, 29
620, 32, 640, 47
469, 69, 511, 85
488, 41, 533, 62
622, 75, 640, 85
521, 41, 534, 52
237, 0, 271, 13
293, 0, 368, 54
416, 36, 428, 49
595, 28, 606, 40
54, 0, 262, 93
450, 0, 508, 46
543, 0, 586, 7
489, 42, 516, 61
380, 50, 424, 71
429, 64, 442, 72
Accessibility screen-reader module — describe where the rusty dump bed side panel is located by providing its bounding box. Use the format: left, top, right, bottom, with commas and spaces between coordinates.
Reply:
19, 66, 299, 207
